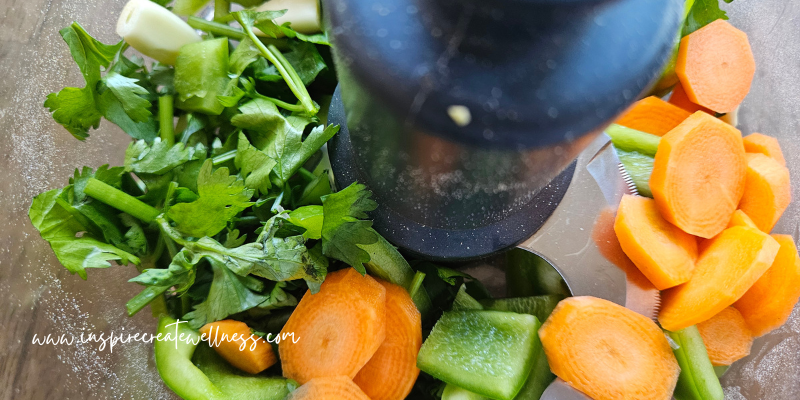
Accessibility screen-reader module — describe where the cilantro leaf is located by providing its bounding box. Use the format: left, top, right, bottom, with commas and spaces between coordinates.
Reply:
230, 98, 293, 148
229, 37, 261, 77
129, 247, 199, 292
125, 138, 206, 175
167, 160, 254, 237
320, 183, 379, 273
235, 132, 277, 194
683, 0, 728, 36
58, 22, 123, 85
263, 121, 339, 184
44, 86, 101, 140
283, 41, 328, 85
102, 72, 153, 123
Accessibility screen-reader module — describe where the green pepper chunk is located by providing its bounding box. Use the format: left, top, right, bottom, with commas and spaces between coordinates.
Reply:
174, 38, 230, 115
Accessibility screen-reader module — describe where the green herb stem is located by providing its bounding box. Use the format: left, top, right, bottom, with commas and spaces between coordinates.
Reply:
606, 124, 661, 157
158, 94, 175, 146
126, 285, 170, 316
187, 16, 245, 40
298, 167, 316, 182
253, 92, 306, 112
408, 271, 426, 299
84, 178, 161, 223
212, 150, 238, 165
214, 0, 231, 22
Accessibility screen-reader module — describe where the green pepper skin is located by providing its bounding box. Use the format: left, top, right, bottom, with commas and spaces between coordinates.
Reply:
174, 38, 230, 115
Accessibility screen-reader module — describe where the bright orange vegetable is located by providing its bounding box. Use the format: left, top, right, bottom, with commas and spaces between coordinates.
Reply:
287, 376, 371, 400
698, 209, 758, 253
614, 195, 697, 290
650, 111, 747, 239
354, 280, 422, 400
669, 83, 714, 115
539, 296, 679, 400
743, 133, 786, 166
738, 153, 792, 232
616, 96, 692, 136
675, 19, 756, 113
696, 307, 753, 366
199, 320, 277, 374
280, 268, 386, 384
735, 234, 800, 337
659, 226, 779, 331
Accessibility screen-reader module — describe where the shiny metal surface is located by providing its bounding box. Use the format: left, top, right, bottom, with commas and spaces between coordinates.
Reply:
1, 1, 800, 399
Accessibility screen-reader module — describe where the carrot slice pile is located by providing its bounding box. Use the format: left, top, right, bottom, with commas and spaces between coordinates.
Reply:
199, 320, 277, 374
669, 83, 714, 115
697, 307, 753, 366
354, 280, 422, 400
280, 268, 386, 384
738, 153, 792, 232
659, 226, 779, 331
539, 297, 680, 400
676, 19, 756, 113
698, 209, 758, 253
743, 133, 786, 166
650, 111, 747, 239
287, 376, 371, 400
736, 234, 800, 337
616, 96, 691, 136
614, 195, 697, 290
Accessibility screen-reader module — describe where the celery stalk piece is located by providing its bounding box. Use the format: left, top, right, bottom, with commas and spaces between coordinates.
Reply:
116, 0, 201, 65
605, 124, 661, 157
616, 149, 655, 197
256, 0, 321, 34
667, 326, 725, 400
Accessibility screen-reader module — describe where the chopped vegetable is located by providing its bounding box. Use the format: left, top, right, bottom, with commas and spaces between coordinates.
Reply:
441, 384, 490, 400
659, 226, 779, 331
256, 0, 321, 34
743, 133, 786, 166
116, 0, 201, 65
668, 83, 714, 115
698, 209, 758, 253
616, 149, 655, 197
676, 19, 755, 113
737, 153, 792, 232
353, 280, 422, 400
417, 311, 542, 400
193, 344, 290, 400
605, 124, 661, 157
539, 296, 679, 400
199, 320, 277, 374
615, 194, 697, 290
286, 376, 371, 400
696, 307, 753, 366
650, 111, 746, 238
174, 38, 230, 115
667, 326, 725, 400
479, 295, 564, 323
735, 234, 800, 336
279, 268, 387, 384
616, 96, 691, 136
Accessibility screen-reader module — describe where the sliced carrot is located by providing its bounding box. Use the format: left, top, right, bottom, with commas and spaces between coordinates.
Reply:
698, 209, 758, 253
280, 268, 386, 384
738, 153, 792, 232
696, 307, 753, 366
539, 296, 679, 400
287, 376, 371, 400
675, 19, 756, 113
659, 226, 779, 331
735, 234, 800, 337
668, 83, 713, 115
614, 195, 697, 290
353, 280, 422, 400
650, 111, 747, 238
743, 133, 786, 166
199, 320, 277, 374
616, 96, 692, 136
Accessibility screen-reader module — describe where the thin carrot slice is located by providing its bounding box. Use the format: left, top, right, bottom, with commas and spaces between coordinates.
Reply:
668, 83, 713, 115
650, 111, 747, 238
539, 297, 679, 400
743, 133, 786, 166
659, 226, 779, 331
697, 307, 753, 366
735, 234, 800, 337
676, 19, 756, 113
287, 376, 371, 400
354, 280, 422, 400
616, 96, 692, 136
698, 209, 758, 253
199, 320, 277, 374
280, 268, 386, 384
738, 153, 792, 232
614, 195, 697, 290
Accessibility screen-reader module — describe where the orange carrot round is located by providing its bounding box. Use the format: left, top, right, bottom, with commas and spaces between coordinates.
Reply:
669, 83, 714, 115
539, 297, 679, 400
353, 280, 422, 400
698, 209, 758, 253
280, 268, 386, 384
738, 153, 791, 232
199, 320, 277, 374
287, 376, 371, 400
743, 133, 786, 166
675, 19, 756, 113
735, 234, 800, 337
616, 96, 691, 137
696, 307, 753, 366
650, 111, 747, 239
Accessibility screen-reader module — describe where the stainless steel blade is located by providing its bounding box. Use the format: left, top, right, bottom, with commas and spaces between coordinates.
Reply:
540, 379, 592, 400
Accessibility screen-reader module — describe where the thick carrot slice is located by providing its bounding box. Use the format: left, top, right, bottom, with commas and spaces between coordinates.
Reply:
650, 111, 746, 239
353, 280, 422, 400
696, 307, 753, 366
287, 376, 371, 400
738, 153, 792, 232
698, 209, 758, 253
616, 96, 692, 136
659, 226, 779, 331
539, 297, 679, 400
735, 234, 800, 337
614, 195, 697, 290
675, 19, 756, 113
280, 268, 386, 384
199, 320, 277, 375
743, 133, 786, 166
669, 83, 714, 115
